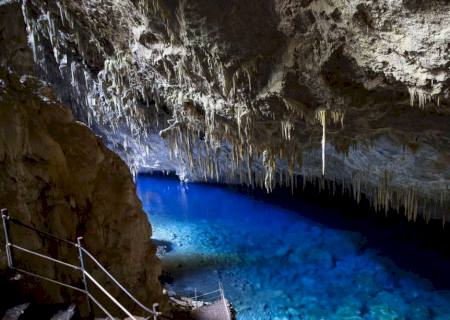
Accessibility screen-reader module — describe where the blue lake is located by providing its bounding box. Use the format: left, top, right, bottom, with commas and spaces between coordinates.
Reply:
137, 175, 450, 320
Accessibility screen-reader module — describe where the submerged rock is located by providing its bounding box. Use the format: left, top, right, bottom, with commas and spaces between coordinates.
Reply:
367, 304, 403, 320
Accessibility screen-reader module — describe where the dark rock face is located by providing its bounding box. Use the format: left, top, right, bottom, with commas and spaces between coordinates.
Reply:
0, 70, 163, 315
0, 2, 34, 75
1, 1, 449, 220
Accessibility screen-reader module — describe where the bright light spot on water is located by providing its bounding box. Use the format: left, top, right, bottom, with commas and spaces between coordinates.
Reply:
137, 175, 450, 320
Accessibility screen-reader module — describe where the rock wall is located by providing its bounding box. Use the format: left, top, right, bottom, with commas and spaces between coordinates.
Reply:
3, 0, 449, 221
0, 0, 34, 75
0, 70, 163, 315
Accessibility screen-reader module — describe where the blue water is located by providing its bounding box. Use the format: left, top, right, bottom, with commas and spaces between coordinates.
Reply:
137, 175, 450, 320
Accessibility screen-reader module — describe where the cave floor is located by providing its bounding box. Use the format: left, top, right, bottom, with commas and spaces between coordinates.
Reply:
137, 175, 450, 320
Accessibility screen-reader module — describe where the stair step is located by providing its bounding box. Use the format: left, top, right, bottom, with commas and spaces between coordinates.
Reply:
2, 303, 30, 320
13, 303, 78, 320
50, 304, 76, 320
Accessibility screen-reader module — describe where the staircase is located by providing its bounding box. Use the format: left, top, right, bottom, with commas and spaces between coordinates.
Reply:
1, 208, 168, 320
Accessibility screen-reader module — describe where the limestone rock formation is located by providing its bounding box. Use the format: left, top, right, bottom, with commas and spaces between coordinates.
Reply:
2, 0, 449, 220
0, 70, 163, 315
0, 0, 34, 75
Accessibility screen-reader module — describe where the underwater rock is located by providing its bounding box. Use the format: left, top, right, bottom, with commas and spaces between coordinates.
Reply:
407, 304, 431, 320
334, 296, 363, 319
140, 176, 450, 319
306, 249, 333, 268
153, 239, 174, 256
368, 291, 408, 320
367, 304, 403, 320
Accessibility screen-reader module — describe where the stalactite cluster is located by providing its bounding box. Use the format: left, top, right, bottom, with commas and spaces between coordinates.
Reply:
16, 0, 450, 223
408, 86, 442, 109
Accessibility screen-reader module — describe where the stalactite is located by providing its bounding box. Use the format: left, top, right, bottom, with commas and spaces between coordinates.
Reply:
408, 86, 438, 109
315, 109, 327, 175
20, 0, 449, 225
262, 149, 275, 193
331, 110, 345, 128
281, 120, 294, 141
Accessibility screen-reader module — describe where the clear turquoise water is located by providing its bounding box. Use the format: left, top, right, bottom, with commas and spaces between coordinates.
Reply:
137, 175, 450, 320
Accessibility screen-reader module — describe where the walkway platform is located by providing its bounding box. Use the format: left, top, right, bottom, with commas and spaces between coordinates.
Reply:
191, 299, 233, 320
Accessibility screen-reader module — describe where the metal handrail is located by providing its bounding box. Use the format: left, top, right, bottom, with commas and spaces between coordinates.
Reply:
199, 294, 222, 302
1, 208, 165, 320
12, 266, 115, 319
11, 244, 81, 271
12, 266, 86, 294
80, 246, 157, 315
189, 283, 230, 317
83, 269, 135, 319
220, 282, 232, 320
86, 291, 115, 319
8, 217, 77, 247
190, 289, 221, 299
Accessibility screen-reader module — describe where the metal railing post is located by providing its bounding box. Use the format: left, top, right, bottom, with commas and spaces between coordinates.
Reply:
0, 213, 166, 320
1, 208, 13, 268
152, 303, 160, 320
77, 236, 94, 318
219, 282, 231, 320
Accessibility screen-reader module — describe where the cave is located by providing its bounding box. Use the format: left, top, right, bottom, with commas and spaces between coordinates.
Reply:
0, 0, 449, 319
